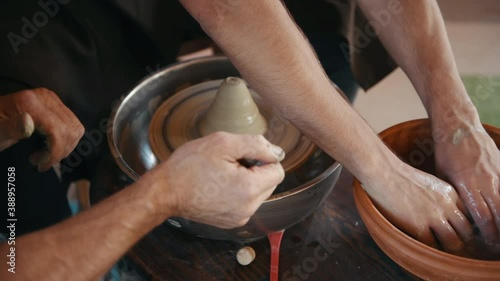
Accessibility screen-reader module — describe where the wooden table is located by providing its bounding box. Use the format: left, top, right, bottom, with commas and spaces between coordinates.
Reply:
124, 170, 421, 281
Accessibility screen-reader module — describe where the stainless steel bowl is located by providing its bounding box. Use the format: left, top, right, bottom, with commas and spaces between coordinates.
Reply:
108, 56, 342, 241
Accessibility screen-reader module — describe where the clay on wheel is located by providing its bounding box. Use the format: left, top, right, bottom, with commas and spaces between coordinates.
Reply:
199, 77, 268, 136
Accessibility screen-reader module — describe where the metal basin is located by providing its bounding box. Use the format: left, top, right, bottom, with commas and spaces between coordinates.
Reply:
107, 56, 342, 241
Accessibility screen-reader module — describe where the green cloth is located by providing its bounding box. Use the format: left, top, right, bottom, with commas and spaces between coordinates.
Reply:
462, 75, 500, 127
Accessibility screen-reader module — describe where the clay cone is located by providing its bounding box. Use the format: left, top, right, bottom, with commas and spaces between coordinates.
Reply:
199, 77, 268, 136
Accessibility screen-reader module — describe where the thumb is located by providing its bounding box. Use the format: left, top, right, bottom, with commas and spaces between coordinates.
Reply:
0, 113, 35, 151
232, 134, 286, 165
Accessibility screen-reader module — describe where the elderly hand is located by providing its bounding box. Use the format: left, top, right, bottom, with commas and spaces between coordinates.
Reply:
143, 132, 285, 229
434, 125, 500, 249
0, 88, 84, 171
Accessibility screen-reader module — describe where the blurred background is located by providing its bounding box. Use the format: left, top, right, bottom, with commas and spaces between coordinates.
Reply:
354, 0, 500, 131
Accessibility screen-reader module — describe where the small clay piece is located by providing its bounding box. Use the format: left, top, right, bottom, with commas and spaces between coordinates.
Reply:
199, 77, 268, 136
236, 246, 256, 266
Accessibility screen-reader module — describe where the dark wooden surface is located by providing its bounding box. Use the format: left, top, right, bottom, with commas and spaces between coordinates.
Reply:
126, 170, 422, 281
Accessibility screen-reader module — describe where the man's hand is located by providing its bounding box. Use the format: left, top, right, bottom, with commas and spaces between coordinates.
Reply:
0, 88, 84, 171
144, 132, 285, 229
365, 165, 473, 254
0, 112, 34, 150
357, 0, 500, 251
435, 126, 500, 248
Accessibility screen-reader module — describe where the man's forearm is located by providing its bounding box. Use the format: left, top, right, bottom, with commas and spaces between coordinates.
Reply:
0, 175, 168, 281
358, 0, 481, 128
179, 0, 404, 184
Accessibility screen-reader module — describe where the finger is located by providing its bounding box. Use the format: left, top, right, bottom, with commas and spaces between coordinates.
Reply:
53, 98, 85, 150
431, 221, 465, 254
250, 162, 285, 189
29, 150, 52, 172
231, 134, 285, 164
464, 190, 498, 245
414, 227, 439, 249
36, 112, 79, 172
0, 113, 35, 150
448, 209, 474, 242
481, 190, 500, 243
455, 195, 467, 214
255, 184, 277, 203
33, 88, 84, 152
29, 126, 65, 172
455, 197, 473, 222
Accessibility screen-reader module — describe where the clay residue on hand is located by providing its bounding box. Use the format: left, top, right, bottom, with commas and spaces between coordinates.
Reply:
452, 127, 487, 145
452, 128, 466, 145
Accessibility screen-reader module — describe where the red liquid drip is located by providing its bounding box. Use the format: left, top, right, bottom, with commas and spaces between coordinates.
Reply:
267, 230, 285, 281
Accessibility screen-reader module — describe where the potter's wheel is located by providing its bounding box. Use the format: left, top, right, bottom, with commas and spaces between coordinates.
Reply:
149, 79, 315, 172
108, 56, 342, 241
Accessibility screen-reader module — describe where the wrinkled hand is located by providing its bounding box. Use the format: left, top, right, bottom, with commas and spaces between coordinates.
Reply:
0, 88, 84, 171
147, 132, 285, 229
365, 165, 473, 254
435, 126, 500, 248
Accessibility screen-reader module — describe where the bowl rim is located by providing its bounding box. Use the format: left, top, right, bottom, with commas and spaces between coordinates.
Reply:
107, 56, 342, 202
354, 179, 500, 266
353, 118, 500, 266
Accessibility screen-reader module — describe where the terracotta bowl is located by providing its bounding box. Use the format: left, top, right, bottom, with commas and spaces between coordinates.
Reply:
353, 119, 500, 281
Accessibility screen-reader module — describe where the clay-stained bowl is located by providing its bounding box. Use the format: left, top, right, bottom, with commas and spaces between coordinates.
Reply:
353, 119, 500, 281
108, 56, 342, 241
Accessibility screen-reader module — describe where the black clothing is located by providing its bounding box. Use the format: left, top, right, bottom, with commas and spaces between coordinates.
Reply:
0, 0, 181, 235
0, 0, 357, 235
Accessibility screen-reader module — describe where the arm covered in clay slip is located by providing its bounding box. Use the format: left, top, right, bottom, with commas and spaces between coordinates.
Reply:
179, 0, 476, 252
358, 0, 500, 247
